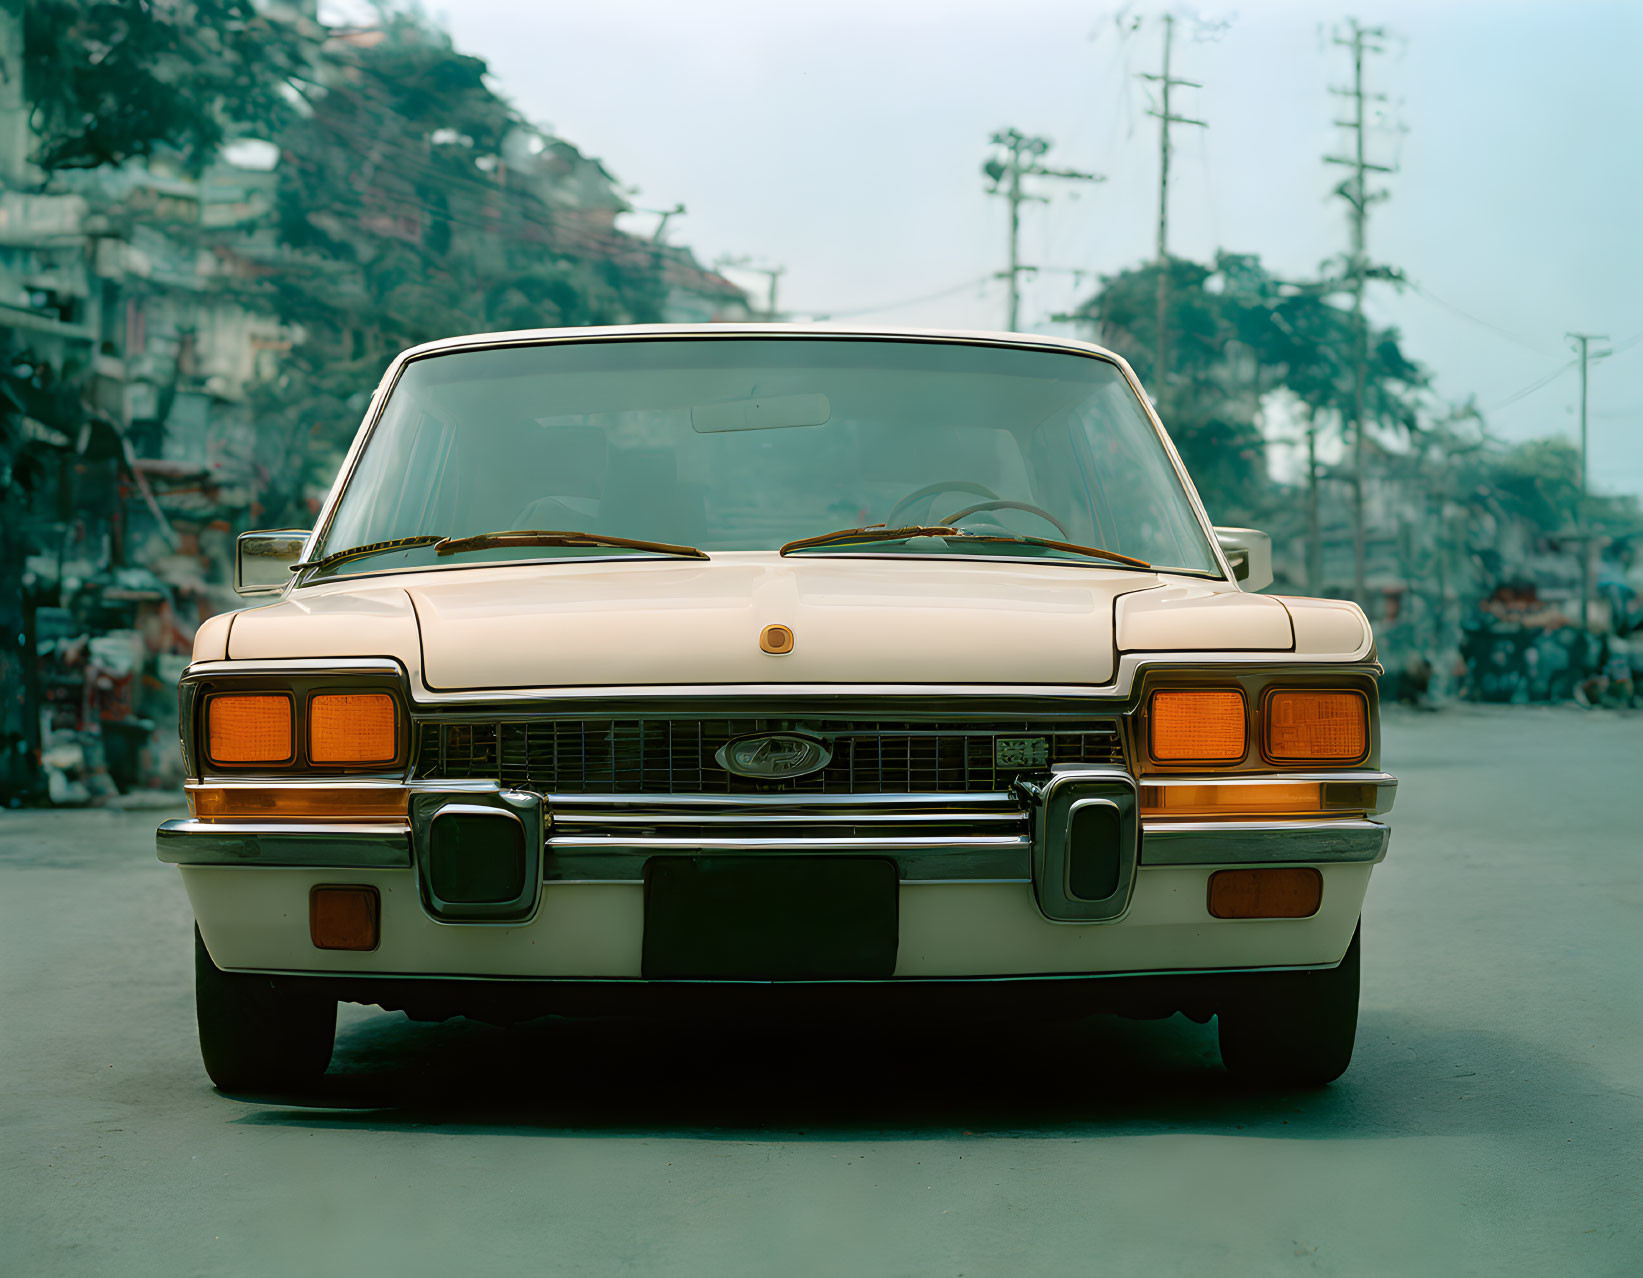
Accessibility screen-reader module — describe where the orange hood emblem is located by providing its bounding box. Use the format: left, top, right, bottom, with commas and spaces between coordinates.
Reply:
760, 624, 794, 655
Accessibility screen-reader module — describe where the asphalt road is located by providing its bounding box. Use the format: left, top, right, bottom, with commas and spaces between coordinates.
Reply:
3, 705, 1639, 1277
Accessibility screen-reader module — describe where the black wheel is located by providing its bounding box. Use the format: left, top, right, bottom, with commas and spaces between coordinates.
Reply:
1217, 924, 1360, 1086
194, 925, 336, 1091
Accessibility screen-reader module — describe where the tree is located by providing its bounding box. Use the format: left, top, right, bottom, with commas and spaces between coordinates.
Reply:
1072, 251, 1429, 587
1080, 255, 1274, 525
240, 10, 669, 523
20, 0, 311, 174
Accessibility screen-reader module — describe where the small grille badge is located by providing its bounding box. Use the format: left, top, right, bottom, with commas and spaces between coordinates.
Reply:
995, 737, 1050, 768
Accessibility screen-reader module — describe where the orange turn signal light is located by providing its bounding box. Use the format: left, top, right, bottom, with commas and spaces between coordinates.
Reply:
188, 785, 410, 821
1208, 868, 1323, 919
310, 885, 380, 951
205, 694, 294, 766
1265, 690, 1368, 763
309, 693, 399, 765
1149, 690, 1247, 763
1141, 781, 1325, 818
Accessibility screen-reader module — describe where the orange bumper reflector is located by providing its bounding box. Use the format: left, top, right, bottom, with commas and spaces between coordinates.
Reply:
309, 692, 398, 765
1141, 781, 1326, 818
188, 785, 410, 820
1208, 867, 1323, 919
1149, 690, 1246, 763
206, 694, 294, 765
310, 885, 380, 951
1266, 690, 1368, 763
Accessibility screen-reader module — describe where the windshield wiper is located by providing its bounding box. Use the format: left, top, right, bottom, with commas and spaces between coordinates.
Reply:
434, 529, 709, 560
779, 524, 1150, 569
291, 534, 445, 575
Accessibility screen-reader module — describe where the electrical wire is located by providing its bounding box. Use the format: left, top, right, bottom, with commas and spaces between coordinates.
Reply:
812, 277, 996, 321
1484, 358, 1577, 413
1484, 333, 1641, 414
1404, 280, 1550, 355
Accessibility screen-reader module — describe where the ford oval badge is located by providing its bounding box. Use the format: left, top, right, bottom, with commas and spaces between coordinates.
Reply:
715, 732, 832, 780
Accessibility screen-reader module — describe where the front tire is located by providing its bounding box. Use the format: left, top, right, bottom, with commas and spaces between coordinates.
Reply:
1217, 924, 1360, 1086
195, 926, 336, 1091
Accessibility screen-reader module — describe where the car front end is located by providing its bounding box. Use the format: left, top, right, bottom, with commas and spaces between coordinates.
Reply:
160, 325, 1395, 1089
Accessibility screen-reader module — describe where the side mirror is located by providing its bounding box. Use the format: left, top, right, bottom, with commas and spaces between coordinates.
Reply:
234, 529, 309, 596
1214, 527, 1273, 593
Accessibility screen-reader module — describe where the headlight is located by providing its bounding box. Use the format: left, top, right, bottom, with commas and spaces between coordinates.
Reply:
1263, 690, 1369, 764
1147, 689, 1247, 764
205, 694, 295, 766
189, 665, 407, 775
309, 692, 399, 764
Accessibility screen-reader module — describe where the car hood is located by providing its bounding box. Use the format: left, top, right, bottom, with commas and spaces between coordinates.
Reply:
217, 553, 1315, 691
404, 554, 1159, 689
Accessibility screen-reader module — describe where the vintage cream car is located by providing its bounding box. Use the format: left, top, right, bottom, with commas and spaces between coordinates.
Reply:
159, 324, 1395, 1091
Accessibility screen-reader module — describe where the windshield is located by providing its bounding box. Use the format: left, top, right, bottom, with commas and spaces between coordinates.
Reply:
310, 337, 1221, 578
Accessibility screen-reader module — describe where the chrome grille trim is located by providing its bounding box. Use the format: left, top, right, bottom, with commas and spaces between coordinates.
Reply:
547, 790, 1032, 844
414, 715, 1125, 795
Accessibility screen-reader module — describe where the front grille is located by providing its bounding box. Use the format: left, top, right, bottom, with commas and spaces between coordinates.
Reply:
414, 717, 1125, 794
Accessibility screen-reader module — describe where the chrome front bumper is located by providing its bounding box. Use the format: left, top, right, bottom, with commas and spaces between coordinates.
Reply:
157, 815, 1390, 874
158, 769, 1395, 895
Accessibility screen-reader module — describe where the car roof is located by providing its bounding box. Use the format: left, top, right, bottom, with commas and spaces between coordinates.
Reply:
392, 322, 1129, 369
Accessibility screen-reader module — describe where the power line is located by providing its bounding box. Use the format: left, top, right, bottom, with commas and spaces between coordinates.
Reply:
1484, 358, 1577, 414
1601, 331, 1643, 360
812, 276, 995, 321
1404, 279, 1551, 355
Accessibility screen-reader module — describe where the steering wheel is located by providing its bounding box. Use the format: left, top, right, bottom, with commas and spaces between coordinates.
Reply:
939, 499, 1071, 539
885, 480, 999, 528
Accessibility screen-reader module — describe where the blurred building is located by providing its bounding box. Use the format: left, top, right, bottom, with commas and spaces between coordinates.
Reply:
0, 10, 747, 804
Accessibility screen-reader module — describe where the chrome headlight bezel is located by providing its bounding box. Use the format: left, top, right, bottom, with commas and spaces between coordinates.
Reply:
179, 658, 413, 782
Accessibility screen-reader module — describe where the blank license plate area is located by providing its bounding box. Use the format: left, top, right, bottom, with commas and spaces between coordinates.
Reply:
642, 856, 899, 980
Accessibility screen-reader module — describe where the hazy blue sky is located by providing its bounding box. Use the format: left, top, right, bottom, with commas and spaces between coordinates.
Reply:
349, 0, 1643, 498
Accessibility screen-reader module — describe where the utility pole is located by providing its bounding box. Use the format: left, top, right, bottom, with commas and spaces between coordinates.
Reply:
983, 128, 1103, 331
639, 202, 686, 243
1325, 18, 1393, 606
1305, 408, 1322, 595
1139, 13, 1206, 418
1567, 331, 1611, 636
754, 265, 784, 320
715, 256, 786, 320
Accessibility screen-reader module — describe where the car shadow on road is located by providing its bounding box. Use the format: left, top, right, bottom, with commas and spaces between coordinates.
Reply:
230, 1001, 1627, 1144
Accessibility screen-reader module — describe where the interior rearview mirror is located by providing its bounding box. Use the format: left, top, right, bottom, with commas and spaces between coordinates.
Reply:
1214, 526, 1273, 593
234, 529, 310, 596
692, 392, 831, 433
